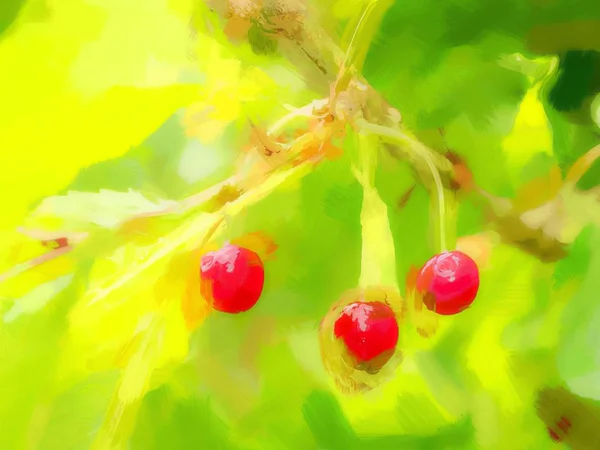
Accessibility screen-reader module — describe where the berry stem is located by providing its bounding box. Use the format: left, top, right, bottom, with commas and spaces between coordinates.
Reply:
224, 156, 321, 217
267, 99, 326, 136
354, 133, 397, 288
333, 0, 394, 98
188, 157, 320, 255
138, 104, 326, 219
355, 119, 450, 252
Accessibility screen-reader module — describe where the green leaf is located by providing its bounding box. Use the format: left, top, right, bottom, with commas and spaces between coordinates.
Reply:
91, 312, 180, 450
541, 78, 600, 176
547, 51, 600, 113
24, 190, 176, 232
61, 212, 215, 374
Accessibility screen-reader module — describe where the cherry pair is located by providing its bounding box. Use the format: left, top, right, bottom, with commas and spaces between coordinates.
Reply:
334, 250, 480, 372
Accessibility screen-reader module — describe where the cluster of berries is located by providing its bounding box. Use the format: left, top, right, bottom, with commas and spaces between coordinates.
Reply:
200, 243, 479, 372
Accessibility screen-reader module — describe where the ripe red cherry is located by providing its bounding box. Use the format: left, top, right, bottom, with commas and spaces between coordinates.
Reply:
200, 243, 265, 313
334, 301, 399, 373
416, 250, 480, 315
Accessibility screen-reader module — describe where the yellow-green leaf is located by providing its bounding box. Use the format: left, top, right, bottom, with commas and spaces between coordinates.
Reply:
0, 0, 199, 229
24, 190, 176, 233
502, 82, 553, 186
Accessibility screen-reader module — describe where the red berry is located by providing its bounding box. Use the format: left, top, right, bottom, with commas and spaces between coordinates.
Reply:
334, 301, 399, 372
416, 250, 480, 315
200, 243, 265, 313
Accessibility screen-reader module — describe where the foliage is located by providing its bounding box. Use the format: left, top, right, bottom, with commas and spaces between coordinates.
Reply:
1, 0, 600, 449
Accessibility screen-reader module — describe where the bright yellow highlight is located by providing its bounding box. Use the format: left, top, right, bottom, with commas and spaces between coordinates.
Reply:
465, 246, 541, 448
0, 0, 199, 231
356, 135, 397, 288
502, 82, 553, 183
186, 38, 279, 143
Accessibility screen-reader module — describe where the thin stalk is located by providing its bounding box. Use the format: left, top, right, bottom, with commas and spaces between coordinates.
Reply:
267, 100, 325, 136
333, 0, 394, 98
340, 1, 377, 72
354, 133, 397, 287
179, 100, 323, 215
356, 119, 449, 252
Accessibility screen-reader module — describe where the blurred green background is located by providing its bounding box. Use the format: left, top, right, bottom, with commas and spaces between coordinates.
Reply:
1, 0, 600, 449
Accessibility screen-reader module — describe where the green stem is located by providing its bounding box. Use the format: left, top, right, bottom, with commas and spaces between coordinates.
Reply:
160, 104, 324, 217
331, 0, 394, 109
266, 102, 317, 136
356, 119, 450, 252
355, 133, 397, 287
340, 1, 377, 72
224, 157, 319, 217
